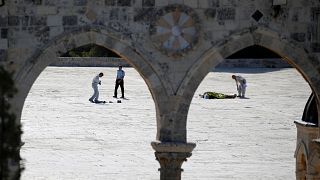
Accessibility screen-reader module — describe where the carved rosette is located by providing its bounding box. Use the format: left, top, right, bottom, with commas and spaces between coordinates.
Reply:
149, 5, 200, 57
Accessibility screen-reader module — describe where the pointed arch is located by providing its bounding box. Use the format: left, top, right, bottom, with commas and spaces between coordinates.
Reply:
12, 27, 169, 137
177, 27, 320, 129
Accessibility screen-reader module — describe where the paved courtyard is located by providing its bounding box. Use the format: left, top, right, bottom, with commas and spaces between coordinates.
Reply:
20, 67, 311, 180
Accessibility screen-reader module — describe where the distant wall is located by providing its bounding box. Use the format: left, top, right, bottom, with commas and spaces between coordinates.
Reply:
51, 57, 130, 67
217, 58, 291, 68
51, 57, 291, 68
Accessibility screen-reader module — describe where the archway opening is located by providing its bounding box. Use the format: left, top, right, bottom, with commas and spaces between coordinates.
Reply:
184, 45, 312, 179
20, 44, 158, 179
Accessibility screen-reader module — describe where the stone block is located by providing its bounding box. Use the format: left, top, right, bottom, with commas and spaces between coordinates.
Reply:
134, 8, 156, 22
311, 43, 320, 53
208, 0, 219, 7
47, 15, 62, 26
105, 0, 116, 6
155, 0, 168, 7
204, 8, 216, 18
1, 29, 8, 39
0, 16, 7, 26
109, 8, 119, 20
85, 9, 97, 21
0, 49, 6, 61
168, 0, 183, 5
131, 0, 141, 7
44, 0, 72, 6
8, 16, 20, 26
142, 0, 154, 7
36, 6, 58, 15
0, 7, 8, 16
273, 0, 286, 5
21, 16, 30, 26
184, 0, 198, 8
49, 26, 63, 38
62, 16, 78, 26
74, 0, 88, 6
24, 0, 33, 5
33, 0, 42, 5
0, 39, 8, 49
198, 0, 208, 8
30, 16, 47, 26
291, 33, 306, 42
117, 0, 131, 6
119, 8, 129, 21
25, 0, 41, 5
217, 8, 236, 21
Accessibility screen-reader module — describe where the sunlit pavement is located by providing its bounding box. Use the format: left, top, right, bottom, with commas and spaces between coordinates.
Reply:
21, 67, 310, 180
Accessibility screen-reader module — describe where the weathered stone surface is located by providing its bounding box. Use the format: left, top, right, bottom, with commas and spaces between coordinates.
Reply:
312, 43, 320, 53
62, 15, 78, 26
0, 16, 8, 26
208, 0, 219, 7
2, 1, 320, 179
1, 28, 8, 39
47, 15, 62, 26
74, 0, 87, 6
291, 32, 306, 42
184, 0, 198, 8
105, 0, 116, 6
142, 0, 154, 7
117, 0, 131, 6
30, 16, 47, 26
217, 8, 236, 21
0, 39, 8, 49
8, 16, 20, 26
0, 49, 6, 61
36, 6, 57, 15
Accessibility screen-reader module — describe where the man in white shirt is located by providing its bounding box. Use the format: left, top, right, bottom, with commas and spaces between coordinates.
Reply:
232, 75, 247, 98
113, 65, 125, 98
89, 72, 103, 103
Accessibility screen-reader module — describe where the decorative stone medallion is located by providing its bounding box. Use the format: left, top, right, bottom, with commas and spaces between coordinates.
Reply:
149, 5, 200, 57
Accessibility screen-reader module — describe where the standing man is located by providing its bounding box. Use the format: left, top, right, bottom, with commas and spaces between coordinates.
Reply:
113, 65, 125, 98
232, 74, 247, 98
89, 72, 103, 103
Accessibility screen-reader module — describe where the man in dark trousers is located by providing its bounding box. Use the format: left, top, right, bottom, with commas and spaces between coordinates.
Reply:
113, 65, 125, 98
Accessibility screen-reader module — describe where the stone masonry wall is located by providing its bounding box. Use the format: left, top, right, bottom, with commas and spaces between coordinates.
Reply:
52, 57, 291, 68
52, 57, 130, 67
1, 1, 320, 179
0, 0, 318, 90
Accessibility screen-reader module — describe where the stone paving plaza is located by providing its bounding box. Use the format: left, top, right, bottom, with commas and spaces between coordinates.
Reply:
20, 67, 311, 180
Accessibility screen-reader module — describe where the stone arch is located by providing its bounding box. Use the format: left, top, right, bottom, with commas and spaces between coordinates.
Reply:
176, 27, 320, 132
12, 27, 167, 137
295, 141, 308, 179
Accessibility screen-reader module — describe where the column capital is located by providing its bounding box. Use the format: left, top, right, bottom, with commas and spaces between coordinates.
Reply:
151, 141, 196, 180
151, 141, 196, 153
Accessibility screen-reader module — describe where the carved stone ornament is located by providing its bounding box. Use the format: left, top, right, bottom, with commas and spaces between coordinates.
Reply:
149, 4, 200, 57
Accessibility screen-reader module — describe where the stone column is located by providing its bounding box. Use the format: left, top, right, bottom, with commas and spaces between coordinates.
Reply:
296, 170, 306, 180
306, 174, 320, 180
151, 141, 196, 180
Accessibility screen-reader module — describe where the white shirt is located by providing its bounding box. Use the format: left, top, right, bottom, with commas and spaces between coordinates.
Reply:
235, 76, 246, 84
92, 75, 101, 84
